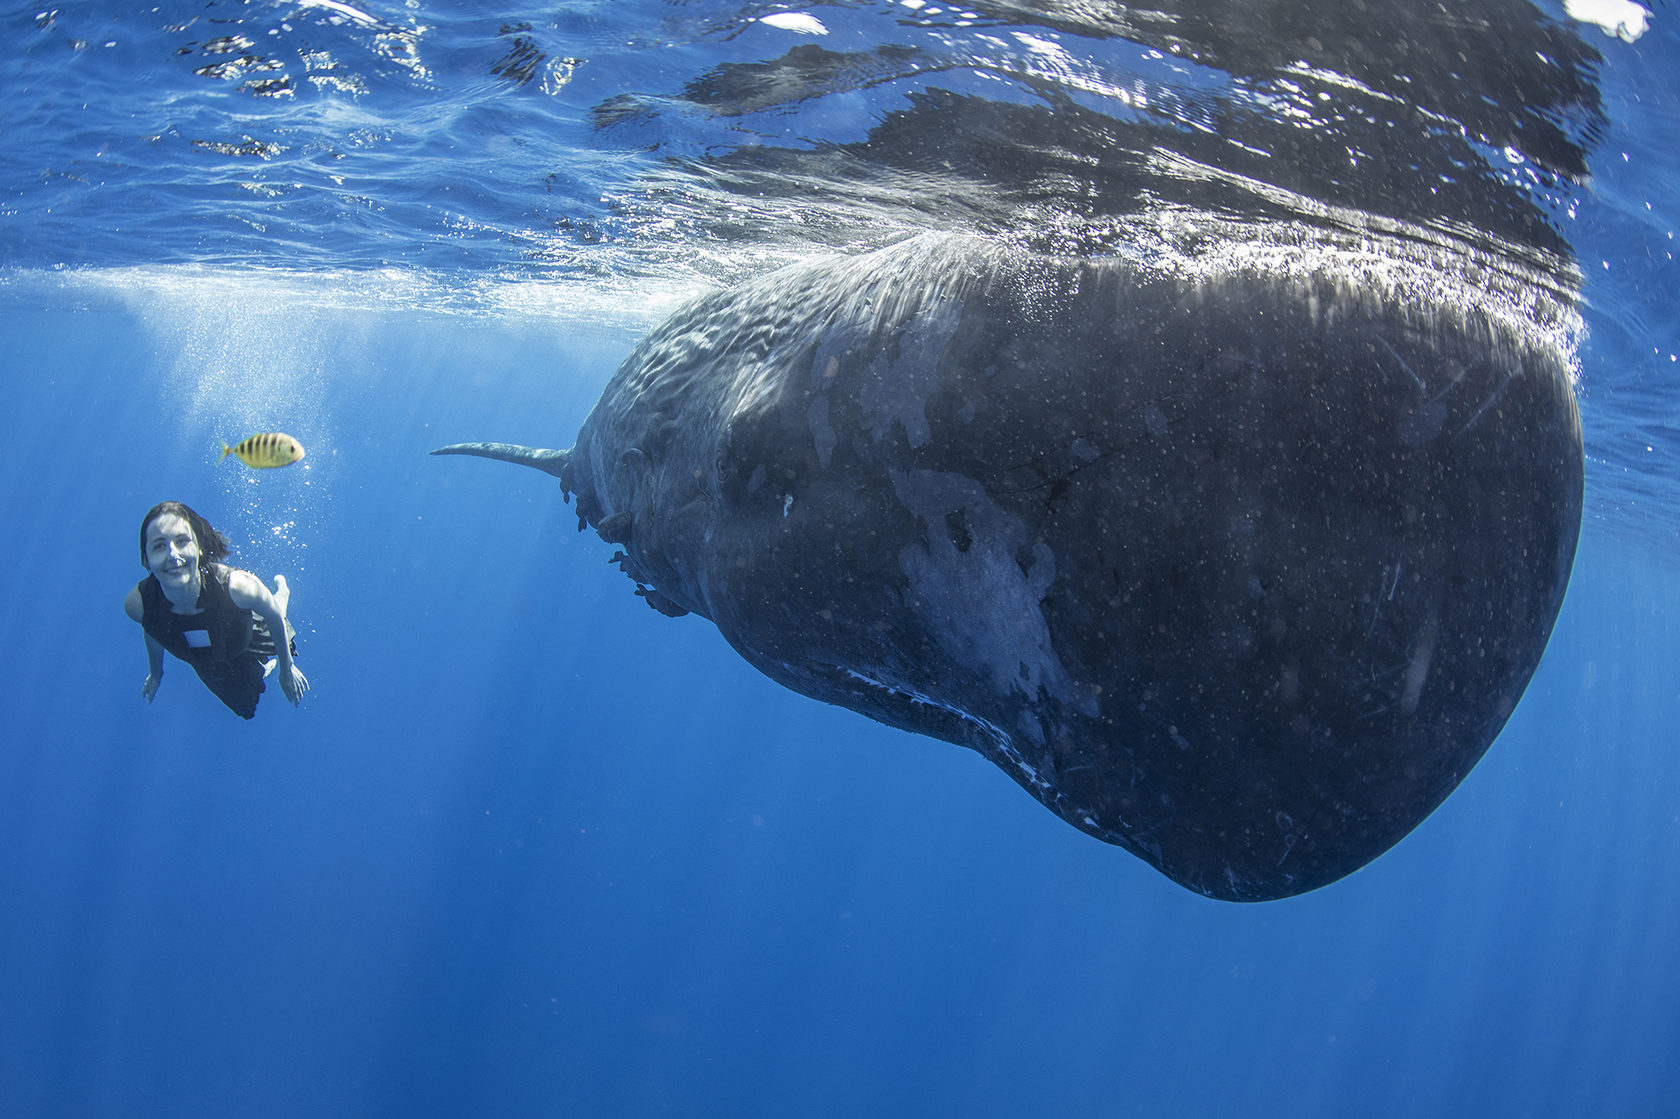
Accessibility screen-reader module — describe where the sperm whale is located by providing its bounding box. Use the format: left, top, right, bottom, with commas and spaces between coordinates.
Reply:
434, 231, 1583, 900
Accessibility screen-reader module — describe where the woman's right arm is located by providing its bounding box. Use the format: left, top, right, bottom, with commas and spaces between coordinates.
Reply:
125, 586, 164, 701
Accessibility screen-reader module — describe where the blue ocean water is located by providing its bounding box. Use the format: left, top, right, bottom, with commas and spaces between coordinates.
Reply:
2, 2, 1677, 1117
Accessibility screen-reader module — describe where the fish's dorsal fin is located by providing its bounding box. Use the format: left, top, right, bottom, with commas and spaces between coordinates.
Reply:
430, 441, 572, 480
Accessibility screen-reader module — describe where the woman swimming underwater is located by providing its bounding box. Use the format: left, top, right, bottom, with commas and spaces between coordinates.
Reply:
123, 501, 308, 719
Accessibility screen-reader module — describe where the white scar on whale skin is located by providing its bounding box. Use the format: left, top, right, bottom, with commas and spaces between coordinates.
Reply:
840, 668, 1053, 796
888, 467, 1100, 744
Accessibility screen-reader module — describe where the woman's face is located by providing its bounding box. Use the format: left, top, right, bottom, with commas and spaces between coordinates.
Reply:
144, 513, 201, 592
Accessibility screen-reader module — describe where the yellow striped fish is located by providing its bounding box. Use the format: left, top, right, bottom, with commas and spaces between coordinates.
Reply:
220, 432, 306, 469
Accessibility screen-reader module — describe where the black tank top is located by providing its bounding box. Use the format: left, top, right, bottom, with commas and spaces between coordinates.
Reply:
138, 564, 278, 718
138, 563, 256, 668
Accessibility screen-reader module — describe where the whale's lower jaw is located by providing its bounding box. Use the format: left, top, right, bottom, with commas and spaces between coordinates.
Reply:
430, 442, 572, 481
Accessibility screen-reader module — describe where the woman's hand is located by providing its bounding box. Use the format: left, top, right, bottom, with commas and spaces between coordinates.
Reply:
143, 672, 161, 702
280, 664, 309, 705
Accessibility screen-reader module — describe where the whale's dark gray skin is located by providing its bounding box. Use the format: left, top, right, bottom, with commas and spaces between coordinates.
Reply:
435, 232, 1583, 901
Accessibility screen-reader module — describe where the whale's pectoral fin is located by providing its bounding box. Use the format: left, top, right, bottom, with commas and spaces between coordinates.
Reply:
431, 442, 573, 483
635, 585, 690, 618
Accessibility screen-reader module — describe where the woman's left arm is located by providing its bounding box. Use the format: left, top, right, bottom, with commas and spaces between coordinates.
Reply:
228, 569, 309, 705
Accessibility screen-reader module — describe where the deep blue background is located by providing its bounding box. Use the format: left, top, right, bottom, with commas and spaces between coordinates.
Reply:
3, 0, 1678, 1115
1, 289, 1676, 1118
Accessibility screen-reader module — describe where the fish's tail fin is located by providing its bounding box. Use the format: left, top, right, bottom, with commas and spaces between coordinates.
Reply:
218, 442, 233, 464
431, 441, 573, 482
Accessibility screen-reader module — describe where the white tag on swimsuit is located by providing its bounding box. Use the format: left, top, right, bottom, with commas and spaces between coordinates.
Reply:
183, 629, 211, 648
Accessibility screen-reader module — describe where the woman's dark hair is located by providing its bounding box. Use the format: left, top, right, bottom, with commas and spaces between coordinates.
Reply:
139, 501, 231, 570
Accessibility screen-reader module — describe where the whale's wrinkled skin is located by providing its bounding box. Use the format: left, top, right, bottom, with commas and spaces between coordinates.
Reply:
435, 232, 1583, 901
